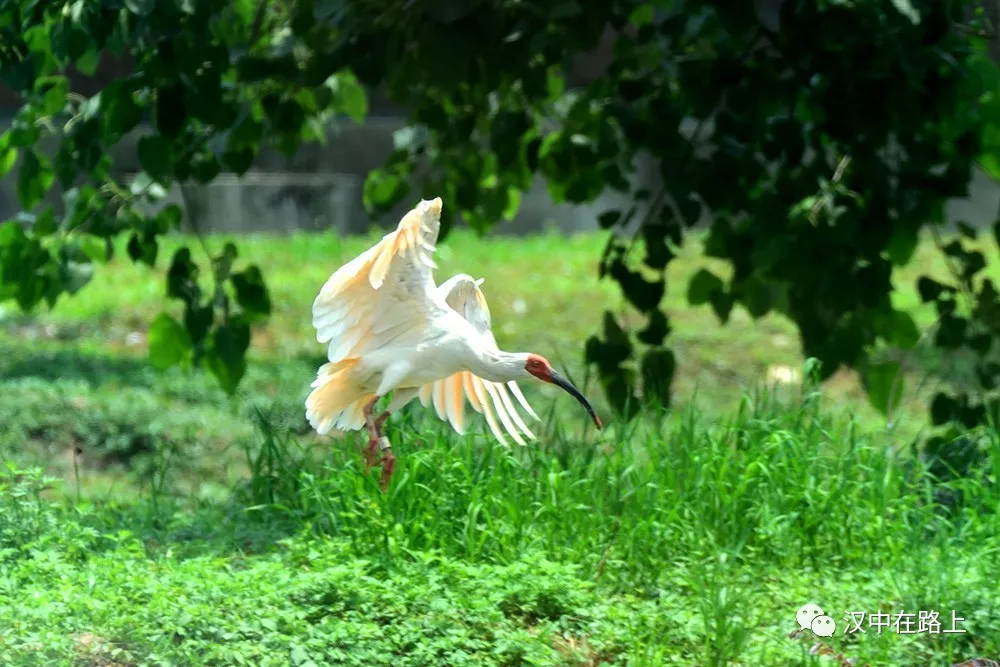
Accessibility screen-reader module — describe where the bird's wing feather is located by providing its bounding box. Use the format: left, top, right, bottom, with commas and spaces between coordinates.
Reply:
311, 198, 445, 364
416, 274, 540, 446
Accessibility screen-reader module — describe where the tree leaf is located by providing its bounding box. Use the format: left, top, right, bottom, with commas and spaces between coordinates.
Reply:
935, 315, 967, 349
327, 71, 368, 122
16, 150, 54, 210
862, 359, 905, 416
155, 84, 187, 138
137, 135, 174, 183
917, 276, 946, 302
878, 310, 921, 350
125, 0, 156, 17
148, 312, 192, 370
100, 81, 143, 139
929, 392, 956, 426
77, 234, 109, 263
127, 232, 158, 267
886, 226, 918, 266
363, 169, 408, 212
212, 243, 239, 282
640, 347, 675, 407
223, 148, 255, 175
75, 49, 100, 76
231, 265, 271, 317
597, 210, 620, 229
0, 144, 16, 177
167, 247, 200, 303
206, 318, 251, 395
637, 309, 670, 345
687, 268, 724, 306
184, 303, 214, 347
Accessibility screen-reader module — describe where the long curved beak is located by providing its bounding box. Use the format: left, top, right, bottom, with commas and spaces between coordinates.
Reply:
549, 370, 603, 429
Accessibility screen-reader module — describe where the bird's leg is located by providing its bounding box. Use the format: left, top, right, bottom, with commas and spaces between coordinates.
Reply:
362, 398, 395, 489
371, 409, 394, 491
362, 396, 382, 469
378, 443, 395, 492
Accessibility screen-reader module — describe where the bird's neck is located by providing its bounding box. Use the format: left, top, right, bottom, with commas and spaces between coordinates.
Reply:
468, 347, 526, 383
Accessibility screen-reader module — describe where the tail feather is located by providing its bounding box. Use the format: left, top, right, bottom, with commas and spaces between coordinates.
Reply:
305, 358, 372, 435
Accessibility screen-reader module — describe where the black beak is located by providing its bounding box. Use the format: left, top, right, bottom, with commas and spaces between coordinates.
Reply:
549, 370, 603, 429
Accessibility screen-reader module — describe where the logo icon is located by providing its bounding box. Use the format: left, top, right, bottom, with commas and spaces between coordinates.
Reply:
796, 603, 837, 637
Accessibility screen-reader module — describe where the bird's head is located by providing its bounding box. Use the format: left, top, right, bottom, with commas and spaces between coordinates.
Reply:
523, 354, 603, 429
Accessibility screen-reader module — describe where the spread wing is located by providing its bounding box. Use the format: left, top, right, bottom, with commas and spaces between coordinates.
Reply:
416, 274, 541, 447
311, 198, 445, 364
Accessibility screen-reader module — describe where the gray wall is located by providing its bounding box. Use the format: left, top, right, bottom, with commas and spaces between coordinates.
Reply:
1, 115, 997, 239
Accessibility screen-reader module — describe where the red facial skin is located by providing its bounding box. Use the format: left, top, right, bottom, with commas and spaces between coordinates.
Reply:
524, 353, 603, 429
525, 354, 553, 382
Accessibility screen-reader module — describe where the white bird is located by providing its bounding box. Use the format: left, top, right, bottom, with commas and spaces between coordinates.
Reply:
305, 197, 603, 489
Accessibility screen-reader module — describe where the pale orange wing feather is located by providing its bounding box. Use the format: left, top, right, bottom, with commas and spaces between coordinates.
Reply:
415, 275, 540, 445
311, 198, 443, 365
306, 199, 443, 435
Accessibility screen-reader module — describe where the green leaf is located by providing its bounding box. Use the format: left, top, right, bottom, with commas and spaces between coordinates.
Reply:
77, 234, 109, 263
290, 646, 309, 667
628, 4, 655, 27
129, 172, 168, 199
127, 232, 158, 267
167, 248, 200, 302
709, 291, 734, 323
0, 144, 16, 177
137, 135, 174, 183
206, 319, 251, 395
637, 309, 670, 346
231, 265, 271, 317
597, 210, 620, 229
222, 134, 256, 167
886, 226, 918, 266
75, 49, 100, 76
363, 169, 409, 212
213, 243, 239, 282
60, 257, 93, 294
148, 312, 192, 370
31, 207, 57, 236
935, 315, 967, 349
888, 0, 919, 23
0, 220, 26, 247
327, 71, 368, 122
878, 310, 921, 350
687, 268, 724, 306
917, 276, 946, 302
929, 392, 956, 426
125, 0, 156, 16
16, 150, 54, 210
37, 76, 68, 116
584, 311, 632, 373
102, 81, 143, 137
640, 347, 675, 407
184, 303, 214, 346
862, 360, 905, 416
957, 221, 977, 239
155, 84, 187, 138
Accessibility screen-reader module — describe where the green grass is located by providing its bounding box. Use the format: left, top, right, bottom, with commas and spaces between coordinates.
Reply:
0, 229, 998, 665
1, 391, 998, 665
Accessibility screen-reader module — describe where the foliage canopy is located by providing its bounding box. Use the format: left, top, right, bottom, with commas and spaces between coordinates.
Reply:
1, 0, 1000, 450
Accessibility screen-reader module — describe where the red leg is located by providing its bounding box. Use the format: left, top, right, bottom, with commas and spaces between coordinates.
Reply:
361, 400, 396, 490
372, 410, 395, 490
361, 397, 381, 469
378, 446, 396, 492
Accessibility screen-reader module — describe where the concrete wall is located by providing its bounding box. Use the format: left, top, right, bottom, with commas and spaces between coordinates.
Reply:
1, 0, 998, 236
2, 113, 996, 239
